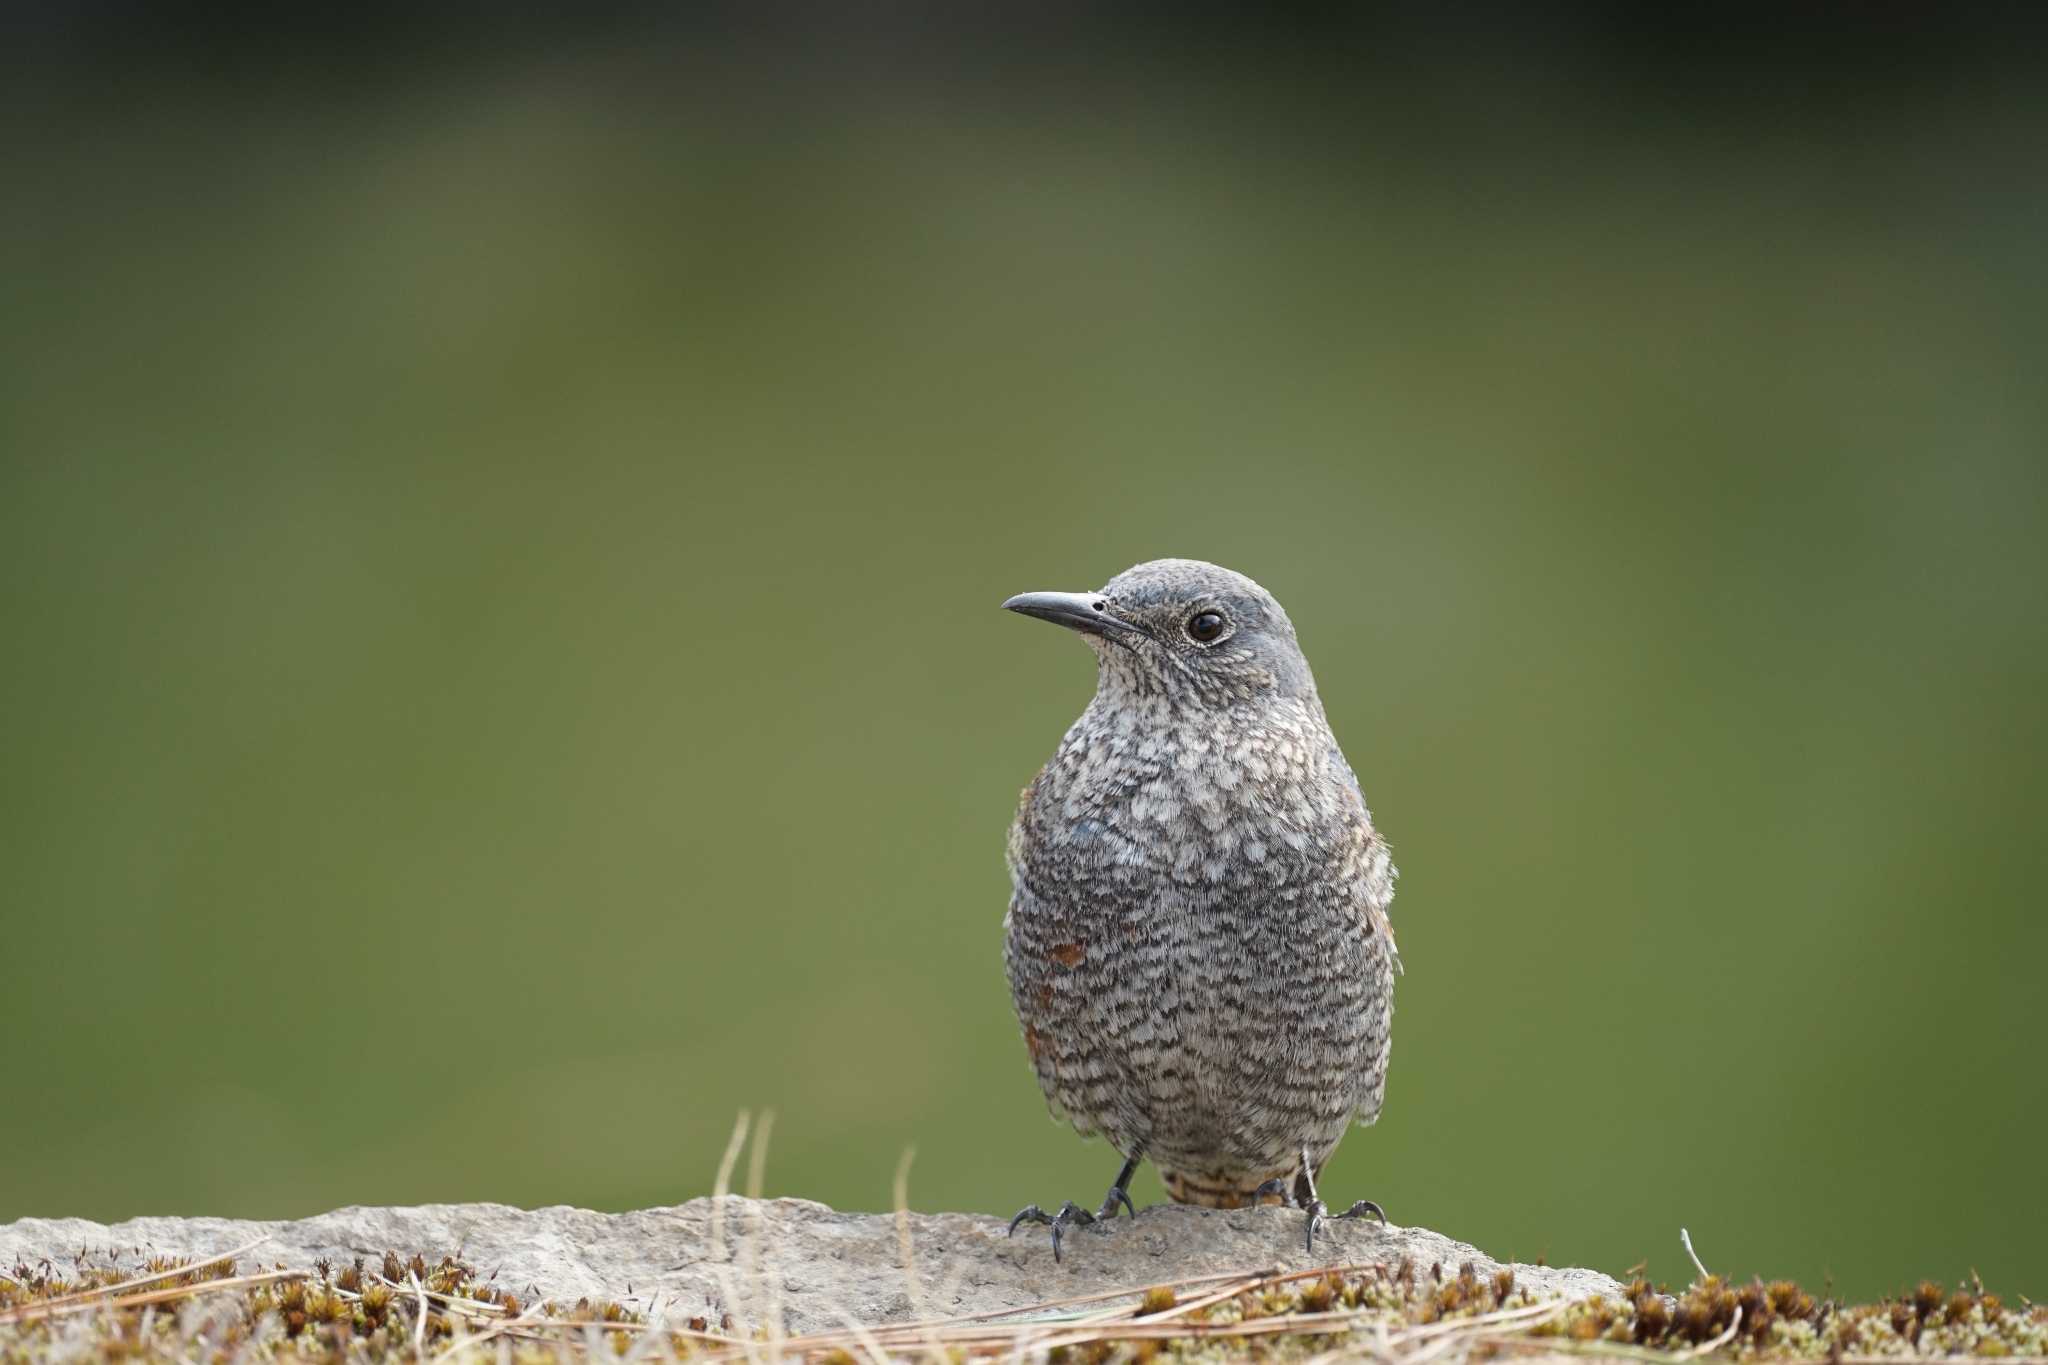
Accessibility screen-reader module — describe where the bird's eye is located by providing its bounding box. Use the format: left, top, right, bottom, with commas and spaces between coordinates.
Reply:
1186, 611, 1225, 643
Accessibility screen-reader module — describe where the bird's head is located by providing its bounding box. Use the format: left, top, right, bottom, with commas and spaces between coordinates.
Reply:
1002, 558, 1316, 706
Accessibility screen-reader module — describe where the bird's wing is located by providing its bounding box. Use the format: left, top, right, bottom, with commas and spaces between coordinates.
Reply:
1370, 891, 1403, 978
1330, 741, 1402, 977
1328, 741, 1364, 797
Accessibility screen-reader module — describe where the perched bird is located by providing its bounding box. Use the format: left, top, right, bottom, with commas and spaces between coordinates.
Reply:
1000, 558, 1399, 1259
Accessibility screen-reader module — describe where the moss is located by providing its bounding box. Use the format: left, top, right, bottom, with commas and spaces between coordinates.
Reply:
3, 1243, 2042, 1364
1140, 1286, 1179, 1316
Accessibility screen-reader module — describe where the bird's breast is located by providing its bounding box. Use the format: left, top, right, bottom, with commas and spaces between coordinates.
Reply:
1017, 712, 1359, 894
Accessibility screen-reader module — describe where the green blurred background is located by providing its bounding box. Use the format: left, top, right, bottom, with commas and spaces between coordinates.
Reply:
4, 4, 2044, 1301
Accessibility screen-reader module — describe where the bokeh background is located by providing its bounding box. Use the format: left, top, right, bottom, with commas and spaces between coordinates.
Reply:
4, 3, 2044, 1301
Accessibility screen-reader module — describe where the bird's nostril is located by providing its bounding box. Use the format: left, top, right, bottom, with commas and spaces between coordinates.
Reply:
1092, 601, 1106, 611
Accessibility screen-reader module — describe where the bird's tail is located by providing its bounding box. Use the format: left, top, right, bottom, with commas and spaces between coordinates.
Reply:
1160, 1168, 1291, 1210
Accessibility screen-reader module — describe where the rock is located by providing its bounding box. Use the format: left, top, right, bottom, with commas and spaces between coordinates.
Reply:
0, 1199, 1622, 1334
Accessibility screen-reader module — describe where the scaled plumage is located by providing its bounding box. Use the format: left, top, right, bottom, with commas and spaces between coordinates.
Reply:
1002, 559, 1398, 1243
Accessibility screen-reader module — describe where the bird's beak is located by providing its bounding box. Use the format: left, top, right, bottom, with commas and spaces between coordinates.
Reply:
1001, 590, 1141, 639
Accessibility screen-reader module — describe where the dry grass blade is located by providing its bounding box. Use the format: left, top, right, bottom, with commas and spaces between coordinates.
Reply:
890, 1145, 922, 1322
682, 1264, 1301, 1364
1494, 1338, 1698, 1364
365, 1274, 509, 1319
0, 1234, 270, 1320
0, 1268, 306, 1326
829, 1309, 899, 1365
750, 1269, 1571, 1362
903, 1265, 1281, 1328
683, 1261, 1421, 1365
708, 1110, 762, 1365
1292, 1298, 1580, 1365
428, 1297, 556, 1364
1031, 1306, 1362, 1347
1124, 1275, 1273, 1325
1388, 1295, 1576, 1346
488, 1323, 612, 1356
1148, 1264, 1388, 1326
407, 1268, 432, 1359
993, 1294, 1178, 1362
743, 1109, 783, 1360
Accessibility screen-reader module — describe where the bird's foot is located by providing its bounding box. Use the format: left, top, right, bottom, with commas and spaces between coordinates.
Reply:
1006, 1201, 1098, 1262
1255, 1168, 1387, 1255
1008, 1158, 1138, 1262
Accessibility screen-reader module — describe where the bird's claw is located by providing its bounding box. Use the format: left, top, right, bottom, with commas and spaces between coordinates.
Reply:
1258, 1160, 1386, 1253
1008, 1159, 1138, 1262
1009, 1157, 1139, 1262
1296, 1198, 1387, 1252
1007, 1200, 1097, 1262
1335, 1198, 1387, 1227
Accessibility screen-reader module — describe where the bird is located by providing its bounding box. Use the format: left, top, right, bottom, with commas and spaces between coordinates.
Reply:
999, 558, 1399, 1260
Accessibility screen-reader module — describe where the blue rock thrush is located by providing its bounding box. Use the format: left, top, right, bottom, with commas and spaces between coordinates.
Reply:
999, 558, 1399, 1260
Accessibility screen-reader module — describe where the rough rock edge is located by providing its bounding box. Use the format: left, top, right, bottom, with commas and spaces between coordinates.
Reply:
0, 1198, 1623, 1335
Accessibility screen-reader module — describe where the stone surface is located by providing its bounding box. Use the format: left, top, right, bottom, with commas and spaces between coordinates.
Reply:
0, 1199, 1623, 1335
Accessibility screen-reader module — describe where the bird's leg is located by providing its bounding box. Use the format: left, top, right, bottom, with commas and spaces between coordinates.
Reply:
1253, 1149, 1386, 1255
1098, 1152, 1141, 1221
1008, 1154, 1140, 1262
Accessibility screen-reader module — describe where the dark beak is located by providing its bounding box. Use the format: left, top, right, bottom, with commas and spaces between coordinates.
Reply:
1001, 590, 1141, 639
